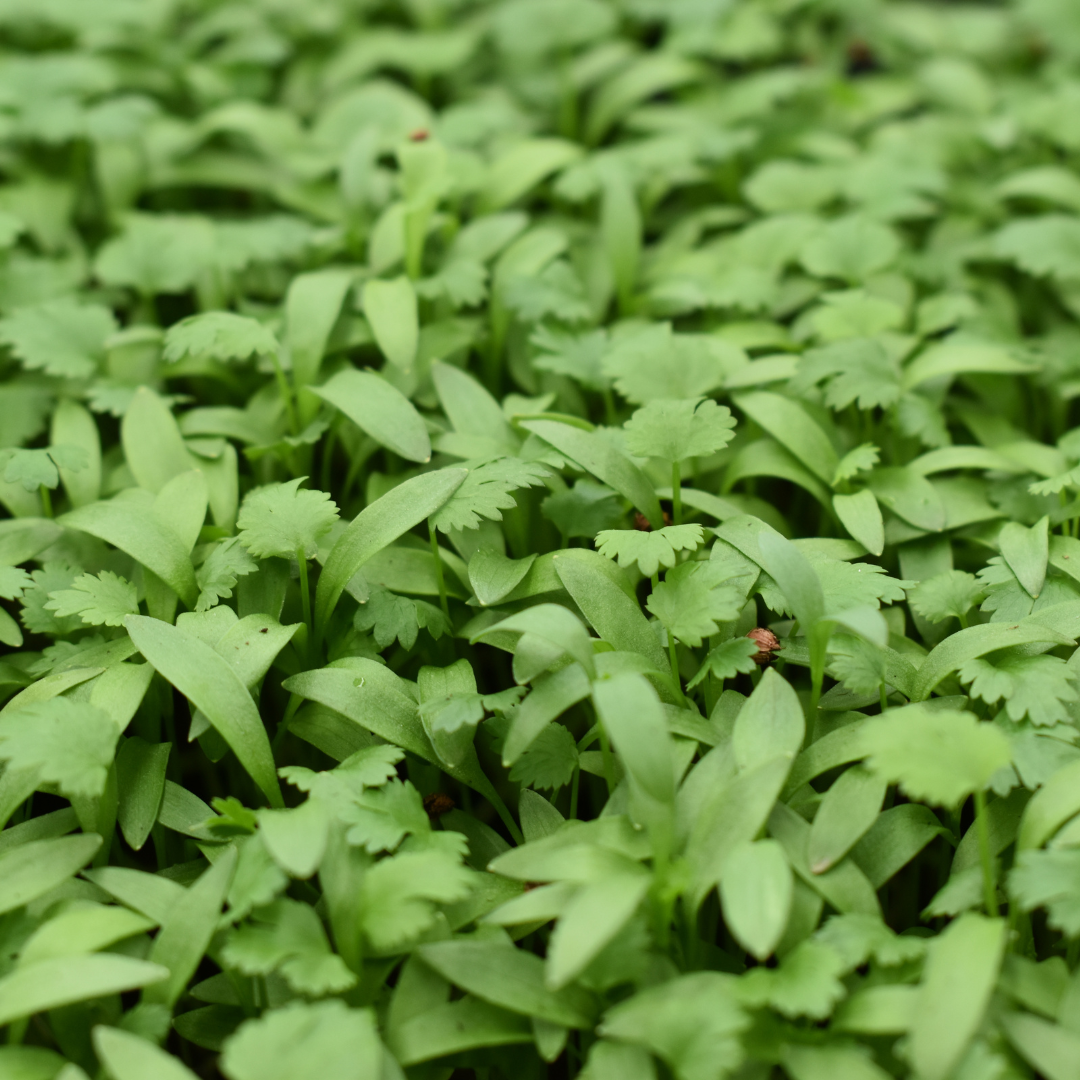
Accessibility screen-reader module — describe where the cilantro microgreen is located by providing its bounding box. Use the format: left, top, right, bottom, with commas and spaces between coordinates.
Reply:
6, 3, 1080, 1074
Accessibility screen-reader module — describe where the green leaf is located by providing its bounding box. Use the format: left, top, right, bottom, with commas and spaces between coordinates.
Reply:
312, 369, 431, 463
285, 269, 355, 389
45, 570, 138, 626
509, 723, 579, 792
732, 392, 838, 484
521, 419, 663, 528
220, 1000, 382, 1080
430, 457, 550, 533
902, 341, 1037, 390
163, 312, 278, 363
354, 584, 450, 649
738, 939, 846, 1019
909, 570, 985, 624
794, 339, 902, 412
94, 213, 213, 295
593, 673, 675, 805
623, 398, 736, 463
595, 524, 703, 577
862, 706, 1011, 809
144, 848, 236, 1007
237, 477, 339, 560
599, 972, 747, 1080
222, 898, 356, 996
646, 561, 743, 647
476, 604, 597, 680
687, 636, 759, 689
316, 468, 467, 636
719, 839, 792, 961
1001, 1012, 1080, 1080
0, 834, 101, 916
1, 446, 87, 492
801, 216, 900, 283
999, 515, 1050, 598
553, 551, 668, 671
363, 276, 418, 373
359, 849, 473, 953
60, 497, 199, 609
0, 697, 117, 798
959, 652, 1078, 725
419, 938, 594, 1027
807, 766, 886, 874
1010, 849, 1080, 936
909, 913, 1005, 1080
0, 298, 116, 379
196, 536, 258, 611
125, 615, 283, 807
833, 490, 884, 556
833, 443, 880, 486
115, 736, 171, 851
94, 1025, 200, 1080
732, 666, 805, 774
0, 955, 168, 1027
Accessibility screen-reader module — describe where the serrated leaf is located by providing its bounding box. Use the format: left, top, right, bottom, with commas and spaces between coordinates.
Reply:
237, 477, 339, 560
646, 560, 743, 647
1, 445, 88, 492
909, 570, 985, 624
623, 398, 736, 463
0, 697, 118, 798
687, 636, 759, 689
220, 1000, 382, 1080
0, 298, 116, 379
430, 457, 550, 533
863, 706, 1012, 809
508, 723, 578, 791
163, 311, 279, 363
959, 653, 1078, 726
196, 536, 258, 611
595, 524, 703, 577
45, 570, 138, 626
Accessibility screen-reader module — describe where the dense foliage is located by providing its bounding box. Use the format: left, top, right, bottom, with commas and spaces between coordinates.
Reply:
6, 0, 1080, 1077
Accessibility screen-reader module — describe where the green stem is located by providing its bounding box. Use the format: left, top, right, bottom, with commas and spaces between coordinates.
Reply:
38, 485, 52, 518
668, 633, 686, 706
429, 521, 450, 619
599, 725, 615, 796
273, 693, 303, 755
672, 461, 682, 526
880, 682, 888, 713
270, 350, 299, 436
569, 766, 580, 820
487, 787, 524, 845
974, 787, 998, 917
296, 548, 312, 658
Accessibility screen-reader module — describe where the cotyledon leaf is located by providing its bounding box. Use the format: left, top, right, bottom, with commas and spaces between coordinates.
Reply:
909, 913, 1005, 1080
732, 391, 838, 485
520, 419, 663, 529
0, 955, 168, 1026
314, 468, 467, 639
125, 615, 282, 807
313, 369, 430, 463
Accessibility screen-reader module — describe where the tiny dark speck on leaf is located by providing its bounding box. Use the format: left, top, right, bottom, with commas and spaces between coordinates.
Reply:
260, 627, 268, 633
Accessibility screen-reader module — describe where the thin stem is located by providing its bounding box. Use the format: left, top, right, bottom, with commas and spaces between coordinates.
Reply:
599, 725, 615, 795
569, 766, 580, 820
273, 693, 303, 755
38, 485, 52, 518
974, 787, 998, 917
429, 521, 450, 619
270, 350, 299, 436
880, 682, 888, 713
487, 787, 524, 845
668, 633, 686, 706
296, 548, 313, 658
672, 461, 682, 526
